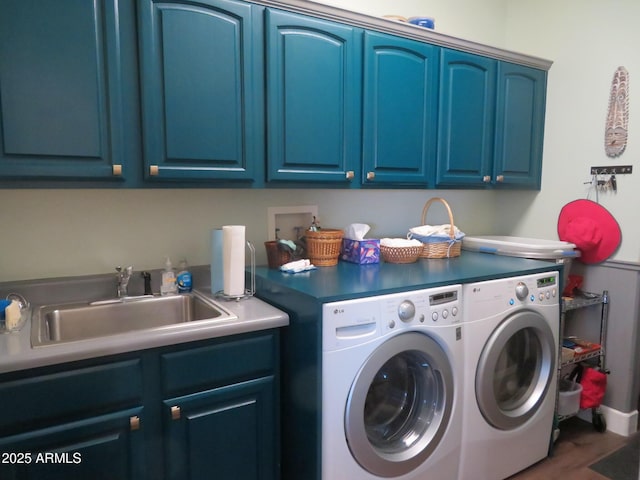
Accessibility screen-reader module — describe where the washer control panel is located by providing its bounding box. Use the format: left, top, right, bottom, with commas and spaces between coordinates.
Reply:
508, 273, 559, 306
464, 272, 559, 319
322, 285, 462, 351
383, 285, 462, 330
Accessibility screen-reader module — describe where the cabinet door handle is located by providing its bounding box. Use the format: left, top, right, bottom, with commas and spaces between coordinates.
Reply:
149, 165, 159, 176
112, 164, 122, 176
366, 171, 375, 181
171, 405, 181, 420
345, 171, 354, 181
496, 175, 505, 182
482, 175, 491, 183
130, 416, 141, 431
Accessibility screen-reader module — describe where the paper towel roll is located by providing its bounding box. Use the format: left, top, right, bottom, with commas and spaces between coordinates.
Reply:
210, 228, 224, 295
223, 225, 246, 296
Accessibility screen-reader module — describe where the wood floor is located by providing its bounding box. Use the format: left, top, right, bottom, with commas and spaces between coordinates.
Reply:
510, 417, 638, 480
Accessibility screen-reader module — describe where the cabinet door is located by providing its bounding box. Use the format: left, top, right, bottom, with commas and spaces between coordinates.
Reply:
436, 49, 496, 186
0, 0, 130, 180
493, 62, 546, 189
138, 0, 264, 182
362, 32, 439, 186
266, 9, 362, 184
164, 376, 276, 480
0, 408, 145, 480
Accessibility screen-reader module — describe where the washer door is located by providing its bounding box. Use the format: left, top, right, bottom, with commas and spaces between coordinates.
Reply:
345, 332, 454, 478
475, 310, 556, 430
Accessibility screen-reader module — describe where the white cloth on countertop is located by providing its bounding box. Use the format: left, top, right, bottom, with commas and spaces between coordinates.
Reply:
280, 259, 316, 273
409, 224, 465, 240
380, 238, 423, 248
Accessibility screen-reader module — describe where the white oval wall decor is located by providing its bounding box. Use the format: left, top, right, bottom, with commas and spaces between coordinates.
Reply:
604, 66, 629, 158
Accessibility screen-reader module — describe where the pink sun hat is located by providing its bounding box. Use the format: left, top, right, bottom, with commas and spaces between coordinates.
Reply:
557, 199, 621, 264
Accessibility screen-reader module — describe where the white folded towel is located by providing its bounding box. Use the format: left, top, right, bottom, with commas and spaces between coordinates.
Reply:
409, 224, 464, 239
280, 259, 316, 273
380, 238, 422, 248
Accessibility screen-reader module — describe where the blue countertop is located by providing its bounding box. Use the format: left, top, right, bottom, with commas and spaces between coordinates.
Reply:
255, 252, 561, 302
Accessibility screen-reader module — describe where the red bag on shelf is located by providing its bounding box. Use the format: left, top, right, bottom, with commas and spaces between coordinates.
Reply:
579, 367, 607, 409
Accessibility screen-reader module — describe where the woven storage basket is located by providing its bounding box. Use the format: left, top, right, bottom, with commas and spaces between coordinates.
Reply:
305, 229, 344, 266
417, 197, 462, 259
264, 241, 293, 269
380, 245, 422, 264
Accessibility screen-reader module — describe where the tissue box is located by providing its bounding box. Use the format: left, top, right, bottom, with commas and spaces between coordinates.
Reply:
341, 239, 380, 264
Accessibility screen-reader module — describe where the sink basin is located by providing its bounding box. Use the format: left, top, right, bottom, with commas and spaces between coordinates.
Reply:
31, 292, 236, 347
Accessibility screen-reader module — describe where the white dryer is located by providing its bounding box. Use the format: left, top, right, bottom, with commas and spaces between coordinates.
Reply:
460, 272, 560, 480
321, 285, 463, 479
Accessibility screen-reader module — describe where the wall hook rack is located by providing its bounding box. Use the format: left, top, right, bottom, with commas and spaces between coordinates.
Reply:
590, 165, 633, 175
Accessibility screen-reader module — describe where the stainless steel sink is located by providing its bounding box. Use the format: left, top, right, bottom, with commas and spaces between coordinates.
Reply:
31, 292, 236, 347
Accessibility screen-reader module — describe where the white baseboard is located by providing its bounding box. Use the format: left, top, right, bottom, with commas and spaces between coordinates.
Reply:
577, 406, 638, 436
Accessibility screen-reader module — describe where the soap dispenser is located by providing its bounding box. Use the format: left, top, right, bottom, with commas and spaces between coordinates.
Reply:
161, 257, 177, 296
177, 259, 192, 293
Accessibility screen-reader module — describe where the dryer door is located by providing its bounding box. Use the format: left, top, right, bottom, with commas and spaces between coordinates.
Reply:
475, 310, 556, 430
344, 332, 454, 477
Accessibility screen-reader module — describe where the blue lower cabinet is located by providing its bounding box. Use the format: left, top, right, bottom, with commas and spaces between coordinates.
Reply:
0, 408, 145, 480
163, 376, 276, 480
0, 331, 280, 480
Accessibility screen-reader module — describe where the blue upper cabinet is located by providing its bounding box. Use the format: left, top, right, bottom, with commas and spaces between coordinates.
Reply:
362, 32, 439, 186
266, 9, 362, 184
138, 0, 264, 183
0, 0, 133, 181
0, 0, 548, 189
437, 49, 496, 186
494, 62, 546, 189
437, 50, 546, 189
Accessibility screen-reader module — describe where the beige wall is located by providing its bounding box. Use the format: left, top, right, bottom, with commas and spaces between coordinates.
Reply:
498, 0, 640, 262
0, 189, 497, 282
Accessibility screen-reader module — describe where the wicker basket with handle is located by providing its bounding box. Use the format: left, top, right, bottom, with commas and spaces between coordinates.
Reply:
305, 229, 344, 266
415, 197, 462, 259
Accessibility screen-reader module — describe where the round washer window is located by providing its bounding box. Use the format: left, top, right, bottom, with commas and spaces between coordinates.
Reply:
493, 328, 540, 411
365, 351, 439, 453
475, 310, 556, 430
345, 333, 454, 477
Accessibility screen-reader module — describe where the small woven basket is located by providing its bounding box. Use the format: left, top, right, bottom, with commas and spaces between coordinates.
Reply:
380, 245, 422, 264
264, 241, 293, 269
417, 198, 462, 259
305, 229, 344, 266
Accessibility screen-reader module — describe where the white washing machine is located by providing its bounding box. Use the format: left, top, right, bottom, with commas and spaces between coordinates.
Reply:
321, 285, 463, 479
460, 272, 560, 480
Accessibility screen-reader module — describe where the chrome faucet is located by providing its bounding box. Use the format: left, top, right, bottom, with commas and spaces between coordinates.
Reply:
116, 265, 133, 298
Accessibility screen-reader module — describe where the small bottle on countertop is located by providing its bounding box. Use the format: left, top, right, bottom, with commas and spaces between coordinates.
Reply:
161, 257, 177, 296
4, 300, 21, 330
177, 259, 192, 293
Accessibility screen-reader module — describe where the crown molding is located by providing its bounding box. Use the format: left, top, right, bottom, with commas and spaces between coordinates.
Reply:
252, 0, 553, 70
